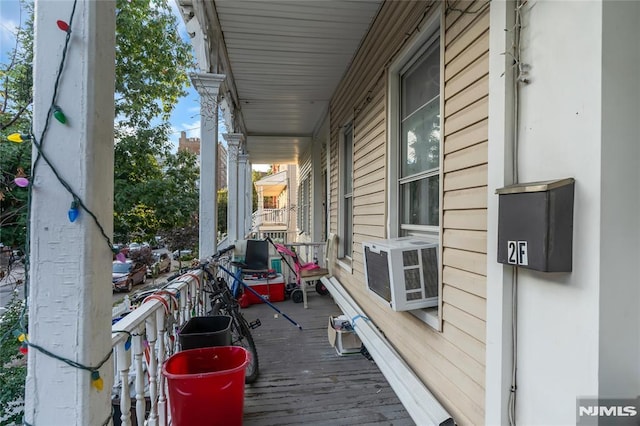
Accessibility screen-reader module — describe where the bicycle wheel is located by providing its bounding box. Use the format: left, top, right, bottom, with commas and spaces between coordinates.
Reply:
213, 302, 260, 384
230, 313, 260, 384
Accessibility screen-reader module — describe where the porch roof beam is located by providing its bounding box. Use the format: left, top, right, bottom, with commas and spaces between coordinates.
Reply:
245, 135, 312, 164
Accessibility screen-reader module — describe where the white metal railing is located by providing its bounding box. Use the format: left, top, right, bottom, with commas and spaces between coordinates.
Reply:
112, 295, 131, 319
110, 270, 206, 426
263, 230, 287, 243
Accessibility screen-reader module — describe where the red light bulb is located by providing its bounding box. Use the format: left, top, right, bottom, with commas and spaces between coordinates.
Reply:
57, 20, 70, 32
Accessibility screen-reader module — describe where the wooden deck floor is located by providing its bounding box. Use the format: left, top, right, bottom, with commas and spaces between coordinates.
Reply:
241, 289, 414, 425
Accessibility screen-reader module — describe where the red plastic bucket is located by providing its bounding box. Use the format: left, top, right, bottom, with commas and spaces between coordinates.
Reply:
162, 346, 249, 426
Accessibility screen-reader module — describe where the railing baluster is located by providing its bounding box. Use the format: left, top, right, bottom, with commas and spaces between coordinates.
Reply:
117, 340, 132, 426
179, 286, 188, 327
156, 310, 168, 426
132, 327, 146, 425
196, 278, 204, 316
192, 280, 198, 316
145, 316, 158, 426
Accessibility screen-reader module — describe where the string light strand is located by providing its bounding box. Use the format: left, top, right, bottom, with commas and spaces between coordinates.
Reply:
32, 0, 78, 173
29, 135, 116, 250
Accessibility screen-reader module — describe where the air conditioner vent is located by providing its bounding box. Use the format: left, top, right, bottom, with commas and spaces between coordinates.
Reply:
363, 238, 439, 312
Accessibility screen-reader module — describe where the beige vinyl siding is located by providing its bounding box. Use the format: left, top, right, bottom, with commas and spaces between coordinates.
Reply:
299, 147, 312, 181
441, 1, 489, 424
328, 1, 489, 424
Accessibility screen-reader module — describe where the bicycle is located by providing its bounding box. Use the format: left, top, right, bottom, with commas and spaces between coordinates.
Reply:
200, 245, 261, 384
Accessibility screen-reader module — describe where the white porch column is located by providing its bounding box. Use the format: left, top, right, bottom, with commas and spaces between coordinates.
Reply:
26, 1, 115, 425
224, 133, 243, 243
238, 153, 249, 238
191, 72, 225, 258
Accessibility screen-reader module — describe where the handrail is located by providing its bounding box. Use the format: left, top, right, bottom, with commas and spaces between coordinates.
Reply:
110, 270, 205, 426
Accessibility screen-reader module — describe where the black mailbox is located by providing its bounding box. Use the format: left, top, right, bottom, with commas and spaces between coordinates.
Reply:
496, 178, 575, 272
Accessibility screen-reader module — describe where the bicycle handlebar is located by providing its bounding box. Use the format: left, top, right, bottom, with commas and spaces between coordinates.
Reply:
212, 244, 235, 260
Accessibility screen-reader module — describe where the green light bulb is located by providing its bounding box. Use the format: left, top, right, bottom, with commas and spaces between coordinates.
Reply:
53, 106, 67, 124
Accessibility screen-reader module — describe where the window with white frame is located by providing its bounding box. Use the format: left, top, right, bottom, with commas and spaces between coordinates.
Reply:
340, 123, 353, 259
387, 13, 442, 329
391, 23, 441, 239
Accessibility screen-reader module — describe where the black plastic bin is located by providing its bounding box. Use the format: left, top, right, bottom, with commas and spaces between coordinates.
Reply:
179, 316, 232, 350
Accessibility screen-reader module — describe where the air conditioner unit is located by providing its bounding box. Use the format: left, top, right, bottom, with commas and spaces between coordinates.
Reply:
362, 237, 439, 312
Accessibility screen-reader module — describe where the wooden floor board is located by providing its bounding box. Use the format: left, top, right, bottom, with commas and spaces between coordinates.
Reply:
241, 291, 414, 425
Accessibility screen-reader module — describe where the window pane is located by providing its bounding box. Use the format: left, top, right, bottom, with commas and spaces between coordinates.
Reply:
401, 98, 440, 177
344, 126, 353, 194
401, 39, 440, 120
344, 196, 352, 257
400, 175, 439, 226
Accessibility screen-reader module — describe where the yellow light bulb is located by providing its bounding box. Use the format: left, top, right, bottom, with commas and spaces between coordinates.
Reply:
7, 133, 25, 143
92, 377, 104, 391
91, 371, 104, 391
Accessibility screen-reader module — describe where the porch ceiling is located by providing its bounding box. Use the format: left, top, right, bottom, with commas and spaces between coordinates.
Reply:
195, 0, 383, 164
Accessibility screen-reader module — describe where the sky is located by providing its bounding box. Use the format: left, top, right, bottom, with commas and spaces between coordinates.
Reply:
0, 0, 269, 171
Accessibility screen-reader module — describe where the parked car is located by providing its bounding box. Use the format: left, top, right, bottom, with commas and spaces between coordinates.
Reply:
112, 243, 129, 258
147, 252, 171, 277
172, 249, 193, 260
112, 260, 147, 292
128, 242, 142, 256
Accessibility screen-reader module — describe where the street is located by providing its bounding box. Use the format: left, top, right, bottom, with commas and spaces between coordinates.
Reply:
112, 248, 177, 306
0, 249, 181, 317
111, 267, 173, 306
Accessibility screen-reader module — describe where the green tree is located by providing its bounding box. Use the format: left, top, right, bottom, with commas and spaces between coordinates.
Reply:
0, 2, 33, 249
0, 295, 27, 425
0, 0, 197, 420
2, 0, 195, 246
111, 0, 197, 243
0, 142, 30, 248
161, 216, 199, 256
115, 0, 192, 127
114, 134, 200, 243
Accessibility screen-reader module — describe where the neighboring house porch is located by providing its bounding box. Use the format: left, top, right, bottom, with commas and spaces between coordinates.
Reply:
251, 166, 298, 244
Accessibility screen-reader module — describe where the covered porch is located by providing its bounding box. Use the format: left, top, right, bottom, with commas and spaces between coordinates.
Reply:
109, 268, 413, 425
23, 0, 426, 424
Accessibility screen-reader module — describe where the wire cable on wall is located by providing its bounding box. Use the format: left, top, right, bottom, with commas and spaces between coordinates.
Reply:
507, 1, 529, 424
